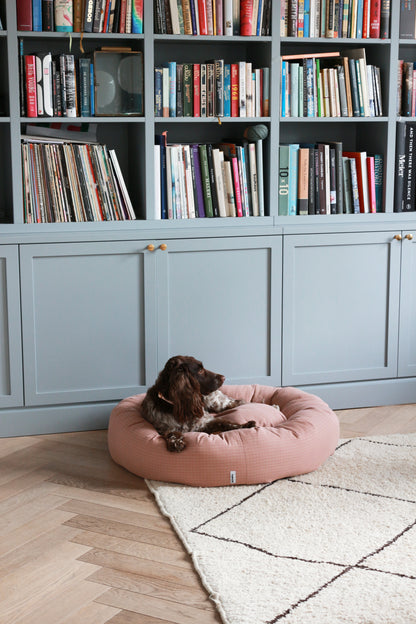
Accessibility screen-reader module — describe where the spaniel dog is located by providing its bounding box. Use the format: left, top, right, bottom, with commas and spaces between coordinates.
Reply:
141, 355, 256, 452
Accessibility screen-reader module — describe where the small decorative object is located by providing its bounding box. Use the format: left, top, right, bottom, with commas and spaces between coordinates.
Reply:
94, 50, 143, 116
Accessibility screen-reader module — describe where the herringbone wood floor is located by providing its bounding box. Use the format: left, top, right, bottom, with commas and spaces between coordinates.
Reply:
1, 404, 416, 624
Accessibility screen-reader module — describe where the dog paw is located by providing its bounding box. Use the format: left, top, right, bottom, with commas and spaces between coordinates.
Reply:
243, 420, 256, 428
166, 432, 186, 452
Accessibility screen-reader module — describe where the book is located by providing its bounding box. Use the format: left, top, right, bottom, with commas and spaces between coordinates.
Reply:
297, 147, 309, 215
198, 144, 214, 217
288, 143, 300, 216
17, 0, 33, 30
35, 52, 53, 117
278, 145, 289, 216
399, 0, 415, 39
155, 133, 168, 219
343, 150, 369, 213
42, 0, 55, 30
84, 0, 95, 32
25, 55, 38, 117
240, 0, 253, 35
190, 144, 206, 217
55, 0, 73, 31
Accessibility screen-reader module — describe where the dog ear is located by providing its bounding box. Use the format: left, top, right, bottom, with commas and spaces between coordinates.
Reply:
169, 368, 204, 424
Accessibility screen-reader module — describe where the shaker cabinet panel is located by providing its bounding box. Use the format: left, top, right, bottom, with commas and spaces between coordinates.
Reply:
282, 233, 401, 386
0, 246, 23, 408
20, 242, 155, 406
156, 236, 282, 385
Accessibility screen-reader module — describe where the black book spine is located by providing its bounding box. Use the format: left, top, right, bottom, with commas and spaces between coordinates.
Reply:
206, 144, 220, 217
42, 0, 54, 31
394, 122, 407, 212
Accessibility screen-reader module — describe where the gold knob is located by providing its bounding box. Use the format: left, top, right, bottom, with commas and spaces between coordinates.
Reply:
147, 244, 155, 251
159, 243, 167, 251
405, 234, 413, 240
394, 234, 402, 241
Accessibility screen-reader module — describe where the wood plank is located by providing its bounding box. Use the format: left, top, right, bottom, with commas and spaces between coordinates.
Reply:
71, 529, 191, 568
78, 549, 200, 589
0, 489, 68, 537
107, 610, 173, 624
64, 515, 183, 551
96, 588, 222, 624
60, 601, 120, 624
88, 566, 216, 611
59, 500, 172, 533
0, 467, 54, 503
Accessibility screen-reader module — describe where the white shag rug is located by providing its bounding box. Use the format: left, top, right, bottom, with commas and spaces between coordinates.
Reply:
146, 434, 416, 624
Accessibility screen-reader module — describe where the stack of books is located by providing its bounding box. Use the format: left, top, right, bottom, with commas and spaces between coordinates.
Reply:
154, 135, 264, 219
154, 0, 272, 36
21, 136, 135, 223
281, 0, 391, 39
279, 142, 384, 216
155, 59, 269, 118
281, 49, 382, 118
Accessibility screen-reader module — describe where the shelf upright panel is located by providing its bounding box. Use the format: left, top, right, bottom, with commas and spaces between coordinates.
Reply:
5, 0, 23, 224
144, 1, 156, 221
385, 5, 401, 214
269, 0, 281, 221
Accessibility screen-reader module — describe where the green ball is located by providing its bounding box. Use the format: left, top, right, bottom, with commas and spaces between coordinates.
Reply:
243, 124, 269, 141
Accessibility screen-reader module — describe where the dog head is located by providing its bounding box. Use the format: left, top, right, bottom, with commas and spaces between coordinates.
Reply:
156, 356, 225, 424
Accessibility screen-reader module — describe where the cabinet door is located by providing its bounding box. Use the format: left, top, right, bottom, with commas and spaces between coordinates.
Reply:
20, 242, 157, 406
398, 231, 416, 377
282, 232, 401, 386
156, 236, 282, 385
0, 246, 23, 408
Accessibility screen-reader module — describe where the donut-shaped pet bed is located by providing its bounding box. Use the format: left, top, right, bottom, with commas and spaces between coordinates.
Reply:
108, 385, 339, 486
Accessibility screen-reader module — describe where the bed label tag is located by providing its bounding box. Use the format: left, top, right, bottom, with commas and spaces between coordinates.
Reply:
230, 471, 237, 484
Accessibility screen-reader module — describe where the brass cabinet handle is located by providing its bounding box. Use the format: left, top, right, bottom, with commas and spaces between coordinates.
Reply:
394, 234, 402, 241
147, 244, 155, 251
159, 243, 167, 251
405, 234, 414, 240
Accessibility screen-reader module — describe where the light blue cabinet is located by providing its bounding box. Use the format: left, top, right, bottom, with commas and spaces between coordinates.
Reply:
0, 245, 23, 408
398, 231, 416, 378
155, 236, 282, 385
19, 236, 282, 408
20, 241, 156, 406
282, 232, 402, 386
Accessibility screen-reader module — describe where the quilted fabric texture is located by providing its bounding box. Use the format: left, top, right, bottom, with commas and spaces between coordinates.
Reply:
107, 385, 340, 486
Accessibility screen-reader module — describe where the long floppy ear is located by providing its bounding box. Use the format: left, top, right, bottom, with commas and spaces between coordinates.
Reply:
169, 368, 204, 425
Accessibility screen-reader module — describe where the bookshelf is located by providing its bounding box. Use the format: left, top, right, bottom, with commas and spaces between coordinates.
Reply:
3, 1, 416, 437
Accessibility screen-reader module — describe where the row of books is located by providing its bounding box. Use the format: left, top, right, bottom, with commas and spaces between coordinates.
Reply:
155, 60, 269, 118
154, 0, 271, 36
278, 142, 384, 215
399, 0, 416, 39
395, 122, 416, 212
281, 50, 382, 118
398, 60, 416, 118
281, 0, 390, 39
154, 135, 264, 219
21, 137, 135, 223
17, 0, 143, 33
21, 50, 94, 118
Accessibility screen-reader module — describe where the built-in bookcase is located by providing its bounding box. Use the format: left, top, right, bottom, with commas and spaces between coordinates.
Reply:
0, 2, 415, 226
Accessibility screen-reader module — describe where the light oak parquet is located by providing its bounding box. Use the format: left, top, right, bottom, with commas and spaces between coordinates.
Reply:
0, 404, 415, 624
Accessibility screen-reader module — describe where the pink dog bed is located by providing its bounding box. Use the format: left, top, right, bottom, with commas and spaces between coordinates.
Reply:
108, 385, 340, 486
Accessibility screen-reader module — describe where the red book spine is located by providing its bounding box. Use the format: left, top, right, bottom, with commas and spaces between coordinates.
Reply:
193, 64, 201, 117
17, 0, 33, 30
366, 156, 377, 213
25, 55, 38, 117
362, 0, 370, 38
240, 0, 253, 36
119, 0, 127, 33
198, 0, 208, 35
369, 0, 381, 38
231, 156, 243, 217
231, 63, 239, 117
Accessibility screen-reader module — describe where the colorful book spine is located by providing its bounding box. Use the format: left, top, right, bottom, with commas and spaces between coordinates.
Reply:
132, 0, 143, 33
55, 0, 73, 31
240, 0, 253, 35
288, 144, 300, 215
25, 55, 38, 117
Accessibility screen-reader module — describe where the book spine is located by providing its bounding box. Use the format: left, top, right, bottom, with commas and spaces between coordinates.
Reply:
32, 0, 42, 30
224, 64, 231, 117
154, 67, 163, 116
183, 63, 193, 117
25, 55, 38, 117
193, 63, 201, 117
399, 0, 415, 39
79, 58, 91, 116
191, 144, 206, 217
366, 156, 377, 213
231, 155, 243, 216
55, 0, 74, 31
206, 143, 220, 216
380, 0, 390, 38
198, 144, 214, 217
197, 0, 208, 34
403, 123, 415, 211
73, 0, 83, 31
374, 154, 384, 212
17, 0, 33, 30
214, 59, 224, 117
42, 0, 54, 30
84, 0, 95, 32
288, 144, 299, 215
369, 0, 381, 37
224, 0, 233, 35
231, 63, 239, 117
297, 147, 309, 215
132, 0, 143, 33
240, 0, 253, 35
200, 63, 206, 117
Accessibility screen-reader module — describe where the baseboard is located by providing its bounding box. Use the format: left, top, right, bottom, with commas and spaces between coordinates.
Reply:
0, 401, 118, 437
300, 377, 416, 410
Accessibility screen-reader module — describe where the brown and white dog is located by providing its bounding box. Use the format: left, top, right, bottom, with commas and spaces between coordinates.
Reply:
141, 355, 256, 452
